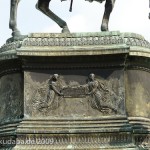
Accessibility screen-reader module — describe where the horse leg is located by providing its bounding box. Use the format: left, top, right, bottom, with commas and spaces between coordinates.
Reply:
101, 0, 116, 31
9, 0, 26, 42
36, 0, 70, 33
9, 0, 21, 37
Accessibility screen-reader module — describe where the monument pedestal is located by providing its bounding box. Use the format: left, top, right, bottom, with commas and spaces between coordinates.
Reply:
0, 31, 150, 149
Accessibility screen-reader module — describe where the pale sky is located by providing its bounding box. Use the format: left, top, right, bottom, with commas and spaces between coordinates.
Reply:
0, 0, 150, 47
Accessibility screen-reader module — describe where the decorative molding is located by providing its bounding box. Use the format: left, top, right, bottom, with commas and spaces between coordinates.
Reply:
0, 122, 20, 136
0, 32, 150, 58
0, 41, 21, 53
23, 33, 150, 48
128, 117, 150, 133
14, 133, 133, 149
22, 35, 124, 47
22, 61, 126, 70
0, 59, 22, 77
134, 135, 150, 149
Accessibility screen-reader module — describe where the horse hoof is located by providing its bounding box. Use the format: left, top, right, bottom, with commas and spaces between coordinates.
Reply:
61, 26, 70, 33
101, 25, 108, 32
11, 30, 21, 37
6, 34, 27, 43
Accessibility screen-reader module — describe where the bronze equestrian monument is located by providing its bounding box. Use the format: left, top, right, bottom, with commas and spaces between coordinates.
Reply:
0, 0, 150, 149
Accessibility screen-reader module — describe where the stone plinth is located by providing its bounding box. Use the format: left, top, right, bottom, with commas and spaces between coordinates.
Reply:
0, 31, 150, 149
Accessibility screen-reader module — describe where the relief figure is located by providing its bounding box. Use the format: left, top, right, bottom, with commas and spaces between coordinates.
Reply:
33, 74, 65, 111
86, 73, 117, 113
46, 74, 64, 109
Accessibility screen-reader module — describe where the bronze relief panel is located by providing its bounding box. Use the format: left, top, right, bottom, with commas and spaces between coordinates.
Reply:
24, 69, 125, 118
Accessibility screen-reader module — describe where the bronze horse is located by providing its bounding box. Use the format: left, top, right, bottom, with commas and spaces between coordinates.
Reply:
9, 0, 116, 40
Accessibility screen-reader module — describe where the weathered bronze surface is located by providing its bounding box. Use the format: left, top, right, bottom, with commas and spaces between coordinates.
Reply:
0, 32, 150, 149
8, 0, 115, 41
25, 71, 124, 117
0, 74, 23, 124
